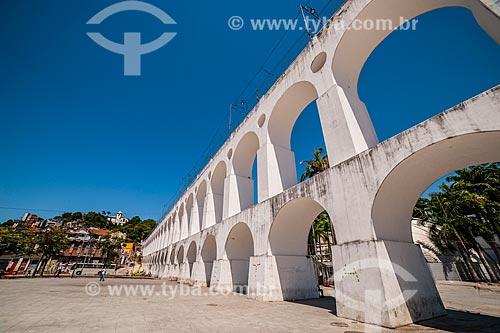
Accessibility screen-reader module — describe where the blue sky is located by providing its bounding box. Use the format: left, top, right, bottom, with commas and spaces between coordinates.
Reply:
1, 1, 499, 222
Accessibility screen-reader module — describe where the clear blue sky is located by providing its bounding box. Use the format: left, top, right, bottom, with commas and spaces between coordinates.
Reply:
1, 1, 499, 222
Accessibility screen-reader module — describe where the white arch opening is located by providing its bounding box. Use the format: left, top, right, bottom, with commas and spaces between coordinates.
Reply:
225, 222, 254, 293
232, 132, 260, 211
201, 235, 217, 287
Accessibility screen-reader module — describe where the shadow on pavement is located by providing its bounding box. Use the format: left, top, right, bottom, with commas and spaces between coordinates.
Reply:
289, 296, 337, 316
409, 309, 500, 333
288, 298, 500, 332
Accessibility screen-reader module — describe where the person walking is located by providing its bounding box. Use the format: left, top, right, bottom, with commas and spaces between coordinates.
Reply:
99, 267, 106, 282
55, 266, 62, 278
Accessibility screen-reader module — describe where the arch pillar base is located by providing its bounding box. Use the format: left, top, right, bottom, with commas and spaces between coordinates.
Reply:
190, 261, 207, 287
159, 265, 168, 279
333, 240, 446, 328
178, 263, 190, 284
163, 264, 172, 279
248, 255, 319, 301
169, 264, 179, 281
211, 259, 233, 293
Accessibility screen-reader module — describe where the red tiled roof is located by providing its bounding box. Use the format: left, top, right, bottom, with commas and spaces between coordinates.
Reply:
88, 229, 111, 236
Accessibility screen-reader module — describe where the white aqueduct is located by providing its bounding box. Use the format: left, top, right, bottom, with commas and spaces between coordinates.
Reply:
143, 0, 500, 327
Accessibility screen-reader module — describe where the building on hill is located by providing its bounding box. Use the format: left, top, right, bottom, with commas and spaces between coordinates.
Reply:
88, 228, 112, 241
21, 213, 45, 227
107, 211, 129, 226
120, 243, 136, 265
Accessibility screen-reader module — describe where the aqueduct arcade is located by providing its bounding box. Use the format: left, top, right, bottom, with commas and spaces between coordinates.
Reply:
143, 0, 500, 328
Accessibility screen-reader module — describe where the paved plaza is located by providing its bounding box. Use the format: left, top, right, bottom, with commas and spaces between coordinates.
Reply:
0, 278, 499, 332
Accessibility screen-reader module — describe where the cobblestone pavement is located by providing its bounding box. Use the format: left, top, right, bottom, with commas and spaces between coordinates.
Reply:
0, 278, 499, 332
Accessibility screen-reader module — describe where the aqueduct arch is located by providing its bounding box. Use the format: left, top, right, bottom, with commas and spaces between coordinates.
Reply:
179, 203, 189, 240
201, 234, 217, 286
186, 194, 196, 236
225, 222, 254, 292
187, 241, 197, 282
332, 0, 500, 142
267, 197, 331, 300
169, 247, 175, 265
143, 0, 500, 328
266, 81, 320, 193
196, 180, 207, 230
177, 246, 184, 265
209, 161, 226, 225
372, 131, 500, 243
230, 131, 260, 212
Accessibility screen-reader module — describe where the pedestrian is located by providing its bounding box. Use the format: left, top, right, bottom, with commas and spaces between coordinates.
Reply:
55, 266, 62, 278
99, 267, 106, 282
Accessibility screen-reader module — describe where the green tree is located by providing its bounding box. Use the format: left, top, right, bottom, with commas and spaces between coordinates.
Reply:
414, 163, 500, 282
96, 235, 124, 266
300, 148, 330, 182
1, 220, 16, 227
83, 212, 110, 229
300, 148, 336, 267
129, 216, 142, 224
0, 226, 38, 257
33, 228, 70, 276
122, 219, 157, 243
71, 212, 83, 221
61, 212, 73, 222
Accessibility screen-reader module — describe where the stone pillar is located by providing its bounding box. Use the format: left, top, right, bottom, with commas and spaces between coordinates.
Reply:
166, 264, 174, 280
203, 184, 217, 228
190, 260, 207, 287
316, 84, 378, 166
180, 212, 189, 240
167, 224, 173, 246
189, 200, 200, 236
224, 173, 254, 218
173, 214, 181, 243
170, 264, 180, 282
333, 240, 446, 328
178, 262, 190, 284
248, 255, 319, 301
257, 142, 297, 201
211, 259, 233, 293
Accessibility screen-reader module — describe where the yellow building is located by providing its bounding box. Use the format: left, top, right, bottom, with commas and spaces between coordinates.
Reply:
121, 243, 136, 263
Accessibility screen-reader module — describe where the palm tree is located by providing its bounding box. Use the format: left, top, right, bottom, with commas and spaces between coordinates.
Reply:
415, 164, 500, 282
300, 148, 330, 182
301, 148, 336, 280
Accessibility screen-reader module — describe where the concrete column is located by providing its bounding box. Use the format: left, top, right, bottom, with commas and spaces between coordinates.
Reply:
190, 260, 206, 287
189, 200, 200, 236
203, 184, 217, 228
167, 225, 172, 246
164, 227, 169, 246
178, 262, 190, 284
248, 255, 318, 301
169, 264, 180, 281
180, 212, 189, 240
333, 239, 446, 328
174, 214, 181, 242
316, 84, 378, 166
162, 264, 170, 279
224, 173, 254, 218
165, 264, 173, 280
257, 142, 297, 201
159, 231, 164, 250
211, 259, 233, 293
